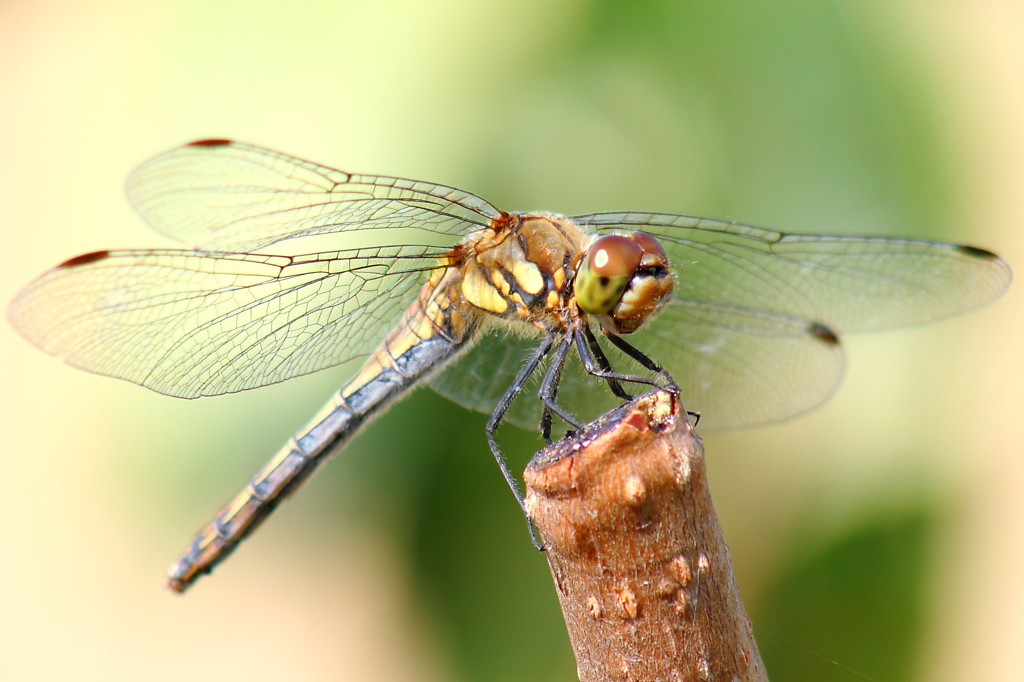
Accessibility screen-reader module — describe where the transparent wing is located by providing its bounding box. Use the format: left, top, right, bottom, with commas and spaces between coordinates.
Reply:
383, 210, 1009, 430
625, 300, 844, 429
428, 326, 550, 431
9, 246, 445, 398
574, 212, 1012, 332
127, 140, 502, 252
428, 298, 844, 431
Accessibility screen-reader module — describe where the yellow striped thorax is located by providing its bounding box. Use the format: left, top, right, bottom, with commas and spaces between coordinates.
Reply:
453, 213, 675, 335
458, 213, 590, 331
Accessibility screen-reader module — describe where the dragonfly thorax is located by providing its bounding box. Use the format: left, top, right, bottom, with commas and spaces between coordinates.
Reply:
457, 213, 585, 331
455, 213, 674, 336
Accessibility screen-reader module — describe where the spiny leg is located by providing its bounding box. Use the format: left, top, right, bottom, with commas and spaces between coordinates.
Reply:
602, 329, 675, 387
581, 323, 631, 400
573, 327, 665, 391
539, 405, 554, 445
538, 333, 584, 444
604, 332, 699, 422
486, 330, 557, 548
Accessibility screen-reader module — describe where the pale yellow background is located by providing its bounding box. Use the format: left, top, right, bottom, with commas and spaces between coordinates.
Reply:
1, 1, 1022, 681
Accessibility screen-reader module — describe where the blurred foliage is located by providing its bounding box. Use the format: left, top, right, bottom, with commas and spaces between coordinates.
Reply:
753, 505, 933, 681
476, 0, 953, 240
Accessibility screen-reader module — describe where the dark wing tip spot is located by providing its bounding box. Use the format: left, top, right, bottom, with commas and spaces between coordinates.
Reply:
957, 244, 1000, 261
59, 250, 110, 268
187, 138, 233, 147
808, 322, 840, 347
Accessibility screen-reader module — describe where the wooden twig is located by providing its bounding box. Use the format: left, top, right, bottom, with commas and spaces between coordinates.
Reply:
524, 390, 768, 682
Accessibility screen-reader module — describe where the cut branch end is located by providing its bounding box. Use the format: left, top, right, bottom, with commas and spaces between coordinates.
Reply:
525, 390, 768, 682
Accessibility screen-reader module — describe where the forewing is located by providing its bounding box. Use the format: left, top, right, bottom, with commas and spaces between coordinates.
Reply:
9, 246, 443, 398
574, 212, 1011, 332
127, 141, 502, 252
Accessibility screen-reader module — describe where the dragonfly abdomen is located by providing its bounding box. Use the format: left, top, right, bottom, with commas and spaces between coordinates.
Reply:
168, 277, 477, 592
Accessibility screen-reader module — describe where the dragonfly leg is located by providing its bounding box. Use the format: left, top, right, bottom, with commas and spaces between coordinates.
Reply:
538, 333, 585, 441
573, 328, 665, 391
602, 333, 699, 422
486, 330, 557, 549
603, 332, 672, 384
581, 324, 631, 399
539, 405, 554, 445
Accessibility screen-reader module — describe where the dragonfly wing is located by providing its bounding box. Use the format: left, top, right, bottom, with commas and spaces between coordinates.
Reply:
625, 299, 844, 429
9, 246, 443, 398
127, 141, 502, 252
535, 301, 844, 430
427, 326, 561, 432
428, 298, 844, 431
574, 212, 1011, 332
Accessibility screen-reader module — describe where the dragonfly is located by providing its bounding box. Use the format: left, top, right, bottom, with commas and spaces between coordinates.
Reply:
9, 140, 1011, 593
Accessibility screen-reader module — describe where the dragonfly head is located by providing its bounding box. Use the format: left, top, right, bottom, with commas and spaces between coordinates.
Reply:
575, 232, 674, 333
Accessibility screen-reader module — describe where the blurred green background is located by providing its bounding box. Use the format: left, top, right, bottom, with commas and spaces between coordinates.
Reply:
1, 1, 1021, 681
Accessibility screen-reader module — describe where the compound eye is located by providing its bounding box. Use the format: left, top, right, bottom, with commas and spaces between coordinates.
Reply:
576, 235, 644, 314
631, 231, 668, 266
587, 235, 644, 278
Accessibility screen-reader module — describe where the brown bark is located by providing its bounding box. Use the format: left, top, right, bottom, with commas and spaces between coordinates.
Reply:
524, 390, 768, 682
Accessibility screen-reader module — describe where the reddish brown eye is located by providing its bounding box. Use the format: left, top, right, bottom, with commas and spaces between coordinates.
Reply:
577, 231, 674, 331
576, 235, 644, 315
587, 235, 644, 277
630, 231, 668, 265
